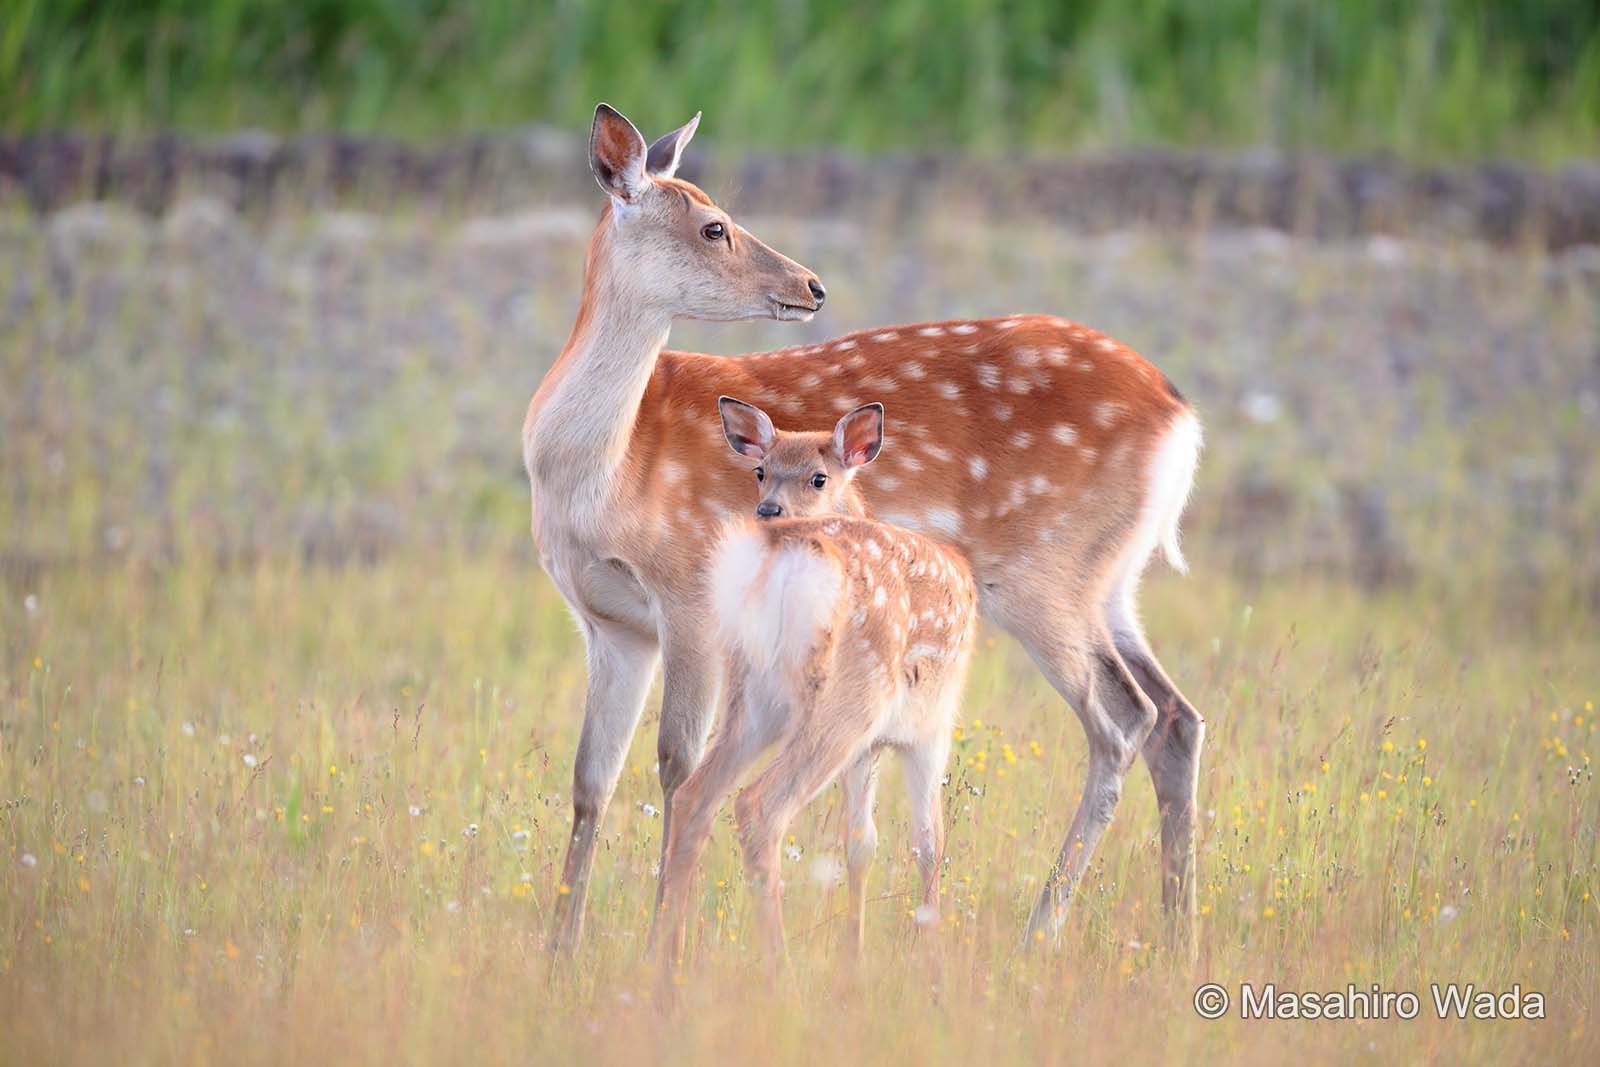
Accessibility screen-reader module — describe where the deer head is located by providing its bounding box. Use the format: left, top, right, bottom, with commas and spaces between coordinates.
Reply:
588, 104, 825, 323
719, 396, 884, 519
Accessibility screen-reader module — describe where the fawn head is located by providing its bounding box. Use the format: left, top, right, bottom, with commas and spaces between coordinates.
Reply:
719, 397, 884, 520
588, 104, 825, 322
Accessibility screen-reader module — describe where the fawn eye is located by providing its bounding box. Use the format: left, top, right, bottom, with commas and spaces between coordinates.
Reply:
810, 473, 828, 490
701, 222, 726, 242
754, 467, 765, 483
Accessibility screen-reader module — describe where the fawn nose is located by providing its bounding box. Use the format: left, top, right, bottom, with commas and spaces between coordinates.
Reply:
755, 501, 783, 519
807, 278, 826, 308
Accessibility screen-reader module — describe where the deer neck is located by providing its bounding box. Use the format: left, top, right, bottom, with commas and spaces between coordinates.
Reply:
528, 228, 672, 505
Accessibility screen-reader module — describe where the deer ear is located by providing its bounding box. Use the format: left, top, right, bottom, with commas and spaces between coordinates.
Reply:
646, 112, 700, 178
719, 396, 775, 459
589, 103, 650, 202
834, 403, 884, 470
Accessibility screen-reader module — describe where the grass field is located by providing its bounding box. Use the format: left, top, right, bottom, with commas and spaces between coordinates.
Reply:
2, 186, 1598, 1061
2, 557, 1595, 1062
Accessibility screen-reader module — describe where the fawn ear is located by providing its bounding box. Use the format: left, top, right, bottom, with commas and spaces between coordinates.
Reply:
590, 103, 650, 202
646, 112, 700, 178
719, 396, 776, 460
834, 403, 884, 470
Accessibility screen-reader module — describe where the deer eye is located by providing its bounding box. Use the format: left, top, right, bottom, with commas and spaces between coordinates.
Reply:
701, 222, 726, 242
754, 467, 765, 483
810, 473, 828, 490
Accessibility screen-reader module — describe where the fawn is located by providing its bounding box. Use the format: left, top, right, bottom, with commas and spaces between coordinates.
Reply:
654, 396, 977, 973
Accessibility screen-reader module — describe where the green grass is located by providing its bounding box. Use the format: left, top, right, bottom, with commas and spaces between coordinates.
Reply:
4, 0, 1600, 161
1, 556, 1595, 1063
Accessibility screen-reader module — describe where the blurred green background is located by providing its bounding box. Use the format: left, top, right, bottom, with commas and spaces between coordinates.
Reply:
5, 0, 1599, 160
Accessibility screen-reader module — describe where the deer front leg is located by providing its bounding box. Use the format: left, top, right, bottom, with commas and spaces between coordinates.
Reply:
655, 673, 772, 976
550, 618, 660, 954
649, 618, 722, 941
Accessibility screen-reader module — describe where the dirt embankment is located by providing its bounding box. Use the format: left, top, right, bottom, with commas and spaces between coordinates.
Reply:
4, 129, 1599, 248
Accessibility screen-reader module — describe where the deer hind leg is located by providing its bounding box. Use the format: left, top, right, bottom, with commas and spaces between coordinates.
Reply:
1016, 620, 1158, 948
1109, 588, 1204, 958
838, 751, 880, 959
733, 691, 875, 978
655, 670, 777, 971
903, 730, 950, 933
901, 725, 952, 996
551, 619, 660, 955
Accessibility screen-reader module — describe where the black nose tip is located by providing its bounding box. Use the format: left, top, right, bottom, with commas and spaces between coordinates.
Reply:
807, 278, 826, 307
755, 501, 783, 519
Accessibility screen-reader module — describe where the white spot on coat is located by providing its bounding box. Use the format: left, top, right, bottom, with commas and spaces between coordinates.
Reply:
925, 508, 962, 537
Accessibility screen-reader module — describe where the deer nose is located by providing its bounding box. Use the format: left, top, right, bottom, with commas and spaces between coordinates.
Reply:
755, 501, 783, 519
807, 278, 826, 308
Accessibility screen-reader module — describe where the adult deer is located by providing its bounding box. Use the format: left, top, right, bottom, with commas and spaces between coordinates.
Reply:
523, 103, 1204, 954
